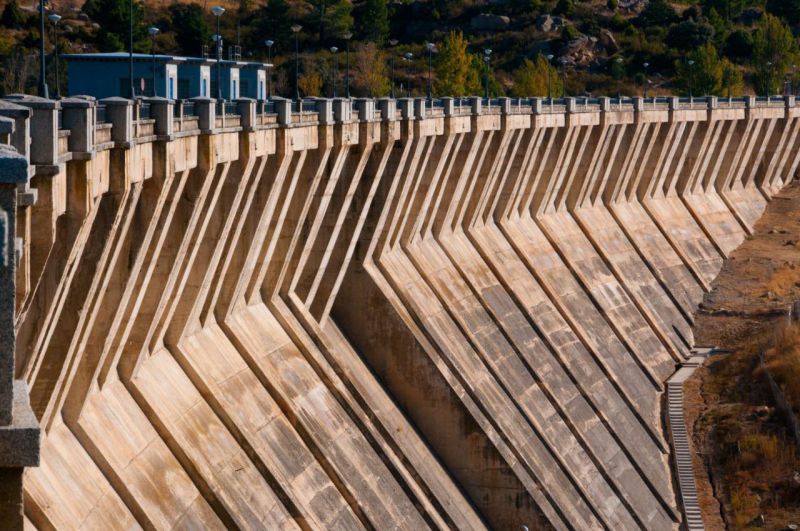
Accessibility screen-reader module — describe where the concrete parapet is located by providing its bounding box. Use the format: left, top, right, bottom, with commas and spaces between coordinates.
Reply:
470, 96, 482, 115
499, 97, 512, 114
414, 98, 426, 119
235, 98, 257, 131
531, 97, 543, 114
440, 97, 455, 116
600, 97, 611, 111
101, 97, 134, 145
397, 98, 414, 119
272, 97, 291, 125
60, 97, 95, 155
707, 96, 718, 110
5, 96, 59, 166
146, 97, 175, 137
0, 102, 30, 162
191, 96, 216, 131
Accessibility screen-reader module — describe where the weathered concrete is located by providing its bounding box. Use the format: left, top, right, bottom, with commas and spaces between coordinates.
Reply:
3, 95, 799, 530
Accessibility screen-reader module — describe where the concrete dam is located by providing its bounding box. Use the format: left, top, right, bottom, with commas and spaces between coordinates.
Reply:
0, 93, 797, 530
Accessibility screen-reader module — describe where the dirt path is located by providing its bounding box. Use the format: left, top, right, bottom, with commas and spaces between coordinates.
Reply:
688, 181, 800, 530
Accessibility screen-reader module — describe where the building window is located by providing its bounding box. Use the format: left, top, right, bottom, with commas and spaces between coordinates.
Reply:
201, 79, 207, 97
241, 79, 250, 98
169, 78, 174, 99
232, 80, 237, 99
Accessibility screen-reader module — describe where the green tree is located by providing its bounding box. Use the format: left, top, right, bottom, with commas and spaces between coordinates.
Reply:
720, 58, 744, 97
725, 29, 754, 63
310, 0, 353, 41
359, 0, 388, 45
701, 0, 748, 21
752, 14, 798, 95
352, 42, 389, 95
1, 0, 24, 29
253, 0, 291, 50
666, 20, 714, 52
510, 55, 562, 97
636, 0, 678, 27
433, 31, 475, 95
168, 3, 210, 56
83, 0, 147, 52
675, 43, 723, 96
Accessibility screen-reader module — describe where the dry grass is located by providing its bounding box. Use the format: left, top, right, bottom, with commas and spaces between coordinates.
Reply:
765, 323, 800, 414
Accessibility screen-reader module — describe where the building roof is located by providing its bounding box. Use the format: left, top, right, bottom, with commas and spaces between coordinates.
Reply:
64, 52, 272, 69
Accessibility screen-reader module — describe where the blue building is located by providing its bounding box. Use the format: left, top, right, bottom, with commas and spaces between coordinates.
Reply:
64, 52, 183, 99
65, 53, 272, 101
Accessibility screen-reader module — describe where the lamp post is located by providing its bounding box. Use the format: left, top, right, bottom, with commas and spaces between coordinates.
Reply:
48, 13, 62, 99
37, 0, 48, 98
389, 39, 398, 98
128, 0, 135, 98
292, 24, 302, 100
484, 48, 492, 100
343, 31, 352, 98
330, 46, 338, 97
559, 57, 568, 98
211, 6, 225, 104
643, 62, 649, 98
403, 52, 413, 97
265, 39, 273, 100
615, 56, 623, 105
426, 41, 434, 102
148, 26, 159, 97
687, 59, 695, 102
546, 54, 554, 107
766, 61, 773, 100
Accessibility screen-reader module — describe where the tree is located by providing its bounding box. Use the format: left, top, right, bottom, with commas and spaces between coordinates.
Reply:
674, 43, 723, 96
666, 20, 714, 52
351, 42, 389, 96
168, 3, 210, 56
752, 14, 797, 95
1, 0, 24, 29
433, 31, 475, 95
252, 0, 291, 51
309, 0, 353, 41
766, 0, 800, 26
701, 0, 748, 21
725, 29, 754, 63
298, 56, 324, 96
83, 0, 147, 52
359, 0, 388, 45
720, 58, 744, 97
636, 0, 678, 27
511, 55, 562, 97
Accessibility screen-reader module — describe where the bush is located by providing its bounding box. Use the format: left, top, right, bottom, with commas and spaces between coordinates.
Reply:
666, 20, 714, 51
636, 0, 679, 27
725, 29, 754, 63
606, 0, 617, 10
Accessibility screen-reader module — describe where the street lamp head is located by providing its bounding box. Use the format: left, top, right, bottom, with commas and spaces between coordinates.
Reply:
484, 48, 492, 55
211, 5, 225, 16
643, 62, 649, 68
389, 39, 399, 46
291, 24, 302, 33
483, 55, 490, 63
426, 42, 435, 51
342, 31, 352, 40
265, 39, 274, 48
330, 46, 338, 53
404, 52, 413, 60
48, 13, 61, 24
688, 60, 695, 66
212, 33, 221, 42
546, 54, 554, 61
148, 26, 159, 36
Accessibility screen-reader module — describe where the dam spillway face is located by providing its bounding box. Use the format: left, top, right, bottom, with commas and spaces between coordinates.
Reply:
5, 95, 799, 530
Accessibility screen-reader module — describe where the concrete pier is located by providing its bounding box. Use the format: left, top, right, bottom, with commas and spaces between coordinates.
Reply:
2, 94, 798, 529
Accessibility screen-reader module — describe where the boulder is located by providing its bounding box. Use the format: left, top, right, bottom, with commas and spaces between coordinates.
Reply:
599, 29, 619, 52
559, 35, 599, 67
471, 13, 510, 31
537, 14, 554, 32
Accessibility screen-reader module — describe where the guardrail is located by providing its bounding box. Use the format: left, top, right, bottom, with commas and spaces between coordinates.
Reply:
96, 104, 107, 124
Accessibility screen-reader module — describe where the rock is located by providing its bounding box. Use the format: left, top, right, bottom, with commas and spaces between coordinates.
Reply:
785, 240, 797, 247
749, 514, 766, 527
599, 29, 619, 52
559, 35, 599, 67
471, 13, 510, 31
787, 523, 798, 530
619, 0, 646, 13
78, 13, 89, 21
537, 14, 554, 32
755, 405, 770, 417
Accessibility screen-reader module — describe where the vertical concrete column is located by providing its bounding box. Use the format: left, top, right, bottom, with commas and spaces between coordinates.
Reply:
60, 97, 95, 154
316, 98, 334, 125
0, 145, 40, 531
236, 98, 257, 130
398, 98, 414, 119
470, 96, 482, 115
6, 97, 59, 166
333, 98, 352, 122
356, 98, 375, 121
377, 98, 396, 121
707, 96, 718, 110
440, 97, 455, 116
0, 103, 30, 162
786, 95, 796, 109
101, 97, 134, 145
669, 96, 679, 111
531, 97, 543, 115
147, 97, 175, 137
633, 97, 644, 112
565, 97, 576, 113
191, 96, 216, 132
414, 98, 426, 119
499, 97, 512, 114
272, 98, 292, 125
600, 97, 611, 112
745, 95, 756, 109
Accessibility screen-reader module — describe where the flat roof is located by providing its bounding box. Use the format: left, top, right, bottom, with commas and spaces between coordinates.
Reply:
64, 52, 271, 68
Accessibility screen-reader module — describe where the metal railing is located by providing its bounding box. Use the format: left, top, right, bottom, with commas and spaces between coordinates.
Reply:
136, 102, 151, 120
96, 104, 107, 124
224, 101, 238, 116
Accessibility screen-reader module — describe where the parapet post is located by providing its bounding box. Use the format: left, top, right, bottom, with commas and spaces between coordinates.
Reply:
377, 98, 396, 121
272, 98, 291, 126
60, 97, 95, 156
333, 98, 352, 123
397, 98, 414, 120
440, 97, 455, 116
147, 97, 175, 138
316, 98, 334, 125
0, 118, 11, 145
190, 97, 216, 132
0, 102, 31, 163
101, 97, 134, 146
236, 98, 257, 131
531, 97, 543, 115
470, 96, 482, 116
414, 98, 426, 120
0, 145, 41, 530
6, 96, 59, 167
356, 98, 375, 122
786, 95, 796, 110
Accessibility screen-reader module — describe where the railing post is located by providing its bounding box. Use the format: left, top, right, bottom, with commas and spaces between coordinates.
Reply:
600, 97, 611, 112
191, 97, 216, 132
565, 97, 577, 113
60, 97, 95, 155
377, 98, 396, 121
5, 96, 59, 166
236, 98, 257, 131
633, 97, 644, 112
146, 97, 175, 138
0, 144, 41, 530
101, 97, 134, 146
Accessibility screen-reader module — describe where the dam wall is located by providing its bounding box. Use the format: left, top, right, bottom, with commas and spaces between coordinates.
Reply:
2, 93, 799, 530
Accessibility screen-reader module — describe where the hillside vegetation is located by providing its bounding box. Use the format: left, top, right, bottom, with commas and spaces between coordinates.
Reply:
1, 0, 799, 99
